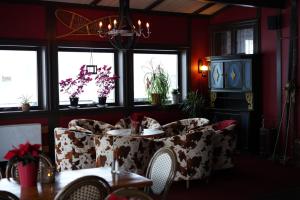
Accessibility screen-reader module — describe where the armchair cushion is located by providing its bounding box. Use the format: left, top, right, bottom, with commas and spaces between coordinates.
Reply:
68, 119, 114, 135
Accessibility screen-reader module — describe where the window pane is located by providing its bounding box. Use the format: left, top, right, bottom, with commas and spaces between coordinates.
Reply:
58, 51, 115, 105
237, 28, 254, 54
0, 50, 38, 108
213, 31, 231, 56
134, 53, 178, 102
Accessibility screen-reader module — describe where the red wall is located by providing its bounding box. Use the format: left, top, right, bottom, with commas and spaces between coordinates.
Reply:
0, 3, 46, 40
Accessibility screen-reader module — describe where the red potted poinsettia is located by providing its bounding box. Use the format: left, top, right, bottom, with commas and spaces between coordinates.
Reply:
4, 142, 41, 187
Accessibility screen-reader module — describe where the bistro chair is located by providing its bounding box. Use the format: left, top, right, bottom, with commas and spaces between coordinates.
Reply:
54, 175, 111, 200
105, 188, 153, 200
145, 147, 176, 200
5, 154, 55, 182
0, 190, 19, 200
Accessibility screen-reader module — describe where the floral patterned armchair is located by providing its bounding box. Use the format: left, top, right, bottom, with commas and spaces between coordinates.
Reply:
94, 134, 152, 175
211, 120, 237, 170
148, 118, 212, 186
54, 119, 114, 172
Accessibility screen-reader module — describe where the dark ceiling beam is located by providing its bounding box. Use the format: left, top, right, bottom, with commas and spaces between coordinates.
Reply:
90, 0, 102, 7
193, 3, 215, 14
145, 0, 165, 11
203, 0, 285, 8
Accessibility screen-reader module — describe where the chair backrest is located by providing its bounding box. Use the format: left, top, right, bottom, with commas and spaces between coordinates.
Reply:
105, 188, 153, 200
5, 154, 55, 182
68, 119, 114, 135
145, 147, 176, 200
115, 117, 161, 130
0, 190, 19, 200
54, 175, 111, 200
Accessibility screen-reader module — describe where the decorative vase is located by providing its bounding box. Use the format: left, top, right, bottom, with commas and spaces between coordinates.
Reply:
98, 96, 107, 105
18, 162, 38, 188
69, 97, 79, 107
151, 93, 161, 105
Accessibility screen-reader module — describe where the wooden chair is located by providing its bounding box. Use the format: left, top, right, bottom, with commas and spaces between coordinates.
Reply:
5, 154, 55, 182
54, 175, 111, 200
105, 188, 153, 200
145, 147, 176, 200
0, 190, 19, 200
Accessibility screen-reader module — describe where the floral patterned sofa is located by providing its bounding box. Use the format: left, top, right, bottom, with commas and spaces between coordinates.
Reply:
54, 119, 114, 172
149, 118, 212, 185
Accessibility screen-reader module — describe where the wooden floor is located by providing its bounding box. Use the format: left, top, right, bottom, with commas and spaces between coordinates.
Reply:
167, 154, 300, 200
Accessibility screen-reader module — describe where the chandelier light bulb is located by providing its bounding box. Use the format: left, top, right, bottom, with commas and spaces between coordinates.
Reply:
138, 20, 141, 26
146, 22, 150, 29
99, 21, 103, 28
108, 24, 112, 30
113, 19, 117, 28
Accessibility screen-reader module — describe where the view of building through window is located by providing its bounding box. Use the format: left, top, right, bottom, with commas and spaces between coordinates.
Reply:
58, 51, 115, 105
133, 53, 178, 102
0, 50, 38, 108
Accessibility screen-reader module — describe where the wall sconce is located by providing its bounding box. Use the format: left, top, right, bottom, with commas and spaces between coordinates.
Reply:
198, 59, 208, 77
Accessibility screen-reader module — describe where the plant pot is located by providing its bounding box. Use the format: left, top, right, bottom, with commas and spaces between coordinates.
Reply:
151, 93, 161, 105
171, 94, 180, 104
18, 162, 38, 188
21, 103, 30, 112
69, 97, 79, 107
98, 96, 107, 105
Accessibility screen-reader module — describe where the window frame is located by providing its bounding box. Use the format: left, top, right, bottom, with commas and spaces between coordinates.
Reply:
0, 45, 44, 112
132, 49, 182, 105
57, 46, 119, 109
211, 19, 258, 56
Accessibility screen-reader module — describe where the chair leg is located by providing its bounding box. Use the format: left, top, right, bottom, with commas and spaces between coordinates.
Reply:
186, 180, 190, 189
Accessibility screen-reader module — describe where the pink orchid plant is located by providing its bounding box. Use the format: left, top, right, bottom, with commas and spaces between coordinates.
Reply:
95, 65, 119, 98
59, 65, 93, 98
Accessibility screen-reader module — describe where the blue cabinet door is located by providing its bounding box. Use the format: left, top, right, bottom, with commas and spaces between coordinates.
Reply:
224, 61, 242, 90
210, 62, 223, 89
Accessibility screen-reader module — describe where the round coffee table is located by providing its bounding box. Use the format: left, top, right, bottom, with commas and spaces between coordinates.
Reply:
106, 128, 164, 138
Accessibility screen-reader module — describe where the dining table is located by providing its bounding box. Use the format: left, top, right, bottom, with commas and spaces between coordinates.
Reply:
0, 167, 152, 200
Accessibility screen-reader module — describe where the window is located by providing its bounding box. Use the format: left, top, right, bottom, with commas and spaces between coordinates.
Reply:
0, 48, 39, 109
236, 28, 254, 54
211, 20, 257, 56
58, 49, 116, 106
133, 51, 179, 102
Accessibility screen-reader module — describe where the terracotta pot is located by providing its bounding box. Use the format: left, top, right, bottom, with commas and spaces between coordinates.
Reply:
21, 103, 30, 112
18, 162, 38, 188
151, 93, 161, 105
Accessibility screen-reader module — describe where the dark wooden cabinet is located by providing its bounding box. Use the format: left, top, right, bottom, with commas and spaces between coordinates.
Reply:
208, 55, 261, 152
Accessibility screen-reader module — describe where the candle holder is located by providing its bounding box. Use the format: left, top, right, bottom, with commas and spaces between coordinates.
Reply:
40, 166, 55, 184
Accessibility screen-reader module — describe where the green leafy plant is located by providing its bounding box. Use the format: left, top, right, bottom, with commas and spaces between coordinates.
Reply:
144, 63, 170, 105
181, 90, 206, 117
19, 95, 31, 105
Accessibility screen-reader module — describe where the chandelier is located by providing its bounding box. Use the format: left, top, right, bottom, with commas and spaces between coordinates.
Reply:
98, 0, 150, 50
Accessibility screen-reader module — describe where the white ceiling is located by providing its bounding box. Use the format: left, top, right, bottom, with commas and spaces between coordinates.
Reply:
42, 0, 227, 15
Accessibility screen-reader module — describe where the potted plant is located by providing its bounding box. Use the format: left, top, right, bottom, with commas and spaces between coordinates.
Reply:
59, 65, 93, 107
19, 95, 31, 112
171, 89, 180, 104
4, 142, 41, 187
145, 64, 170, 105
180, 90, 207, 118
95, 65, 119, 105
